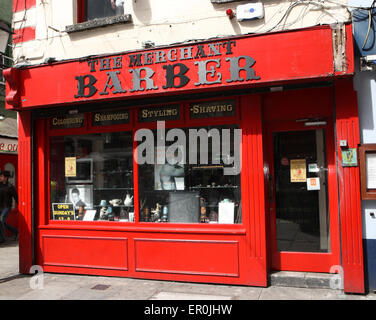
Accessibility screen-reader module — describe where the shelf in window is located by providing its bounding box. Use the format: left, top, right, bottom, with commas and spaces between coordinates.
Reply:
190, 186, 238, 189
98, 170, 133, 174
190, 165, 224, 170
205, 203, 239, 208
94, 188, 134, 191
93, 205, 134, 208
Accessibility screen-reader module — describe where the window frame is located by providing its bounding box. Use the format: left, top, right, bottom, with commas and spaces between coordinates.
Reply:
77, 0, 125, 23
359, 144, 376, 200
77, 0, 85, 23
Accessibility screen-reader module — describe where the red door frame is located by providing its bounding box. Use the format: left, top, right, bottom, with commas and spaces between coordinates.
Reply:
265, 119, 341, 272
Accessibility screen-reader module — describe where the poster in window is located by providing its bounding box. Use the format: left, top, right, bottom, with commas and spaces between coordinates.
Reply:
154, 146, 185, 190
65, 157, 77, 177
66, 185, 93, 210
290, 159, 307, 183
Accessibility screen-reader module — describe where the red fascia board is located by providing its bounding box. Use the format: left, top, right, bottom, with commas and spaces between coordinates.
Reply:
13, 27, 36, 44
5, 25, 351, 110
13, 0, 36, 12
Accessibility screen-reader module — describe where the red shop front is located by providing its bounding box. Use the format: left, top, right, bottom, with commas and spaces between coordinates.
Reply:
5, 24, 365, 293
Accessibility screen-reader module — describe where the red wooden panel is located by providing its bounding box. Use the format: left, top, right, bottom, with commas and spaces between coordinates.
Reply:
345, 24, 355, 75
134, 238, 239, 277
42, 235, 128, 270
13, 0, 36, 12
34, 119, 47, 228
334, 79, 364, 294
18, 111, 33, 274
13, 27, 35, 44
240, 94, 267, 286
262, 86, 334, 122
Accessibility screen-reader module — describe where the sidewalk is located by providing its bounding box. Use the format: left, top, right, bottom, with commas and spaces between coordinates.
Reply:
0, 240, 375, 300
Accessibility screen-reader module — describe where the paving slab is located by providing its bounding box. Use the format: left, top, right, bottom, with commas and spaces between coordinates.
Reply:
0, 242, 375, 300
150, 291, 233, 300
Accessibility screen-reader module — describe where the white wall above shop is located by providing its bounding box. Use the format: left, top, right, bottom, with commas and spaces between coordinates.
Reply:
12, 0, 351, 65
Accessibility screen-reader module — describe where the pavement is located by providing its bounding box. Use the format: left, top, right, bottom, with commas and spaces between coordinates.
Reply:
0, 239, 376, 301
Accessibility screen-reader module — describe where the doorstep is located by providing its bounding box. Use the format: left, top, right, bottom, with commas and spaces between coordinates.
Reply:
269, 271, 335, 289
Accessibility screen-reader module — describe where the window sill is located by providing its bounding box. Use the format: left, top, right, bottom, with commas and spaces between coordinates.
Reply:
39, 222, 247, 235
66, 14, 132, 34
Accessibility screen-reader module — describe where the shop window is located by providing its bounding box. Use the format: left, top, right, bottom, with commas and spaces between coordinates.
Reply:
80, 0, 125, 22
50, 131, 134, 222
137, 125, 242, 224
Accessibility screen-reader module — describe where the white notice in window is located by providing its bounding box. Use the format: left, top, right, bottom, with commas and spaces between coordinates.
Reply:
366, 153, 376, 189
218, 202, 235, 224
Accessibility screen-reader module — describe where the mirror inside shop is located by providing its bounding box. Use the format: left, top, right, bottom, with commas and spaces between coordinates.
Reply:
49, 126, 241, 224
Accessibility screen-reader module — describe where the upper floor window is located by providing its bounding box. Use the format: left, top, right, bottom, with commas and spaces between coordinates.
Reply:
80, 0, 125, 22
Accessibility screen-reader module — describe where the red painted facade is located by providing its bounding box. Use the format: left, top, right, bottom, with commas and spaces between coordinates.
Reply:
5, 24, 365, 293
12, 27, 36, 44
13, 0, 36, 13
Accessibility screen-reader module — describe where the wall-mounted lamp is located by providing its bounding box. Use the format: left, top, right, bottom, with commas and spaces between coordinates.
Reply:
0, 21, 11, 57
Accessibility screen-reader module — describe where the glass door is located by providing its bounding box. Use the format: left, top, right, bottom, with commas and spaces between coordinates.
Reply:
267, 121, 340, 272
274, 129, 329, 252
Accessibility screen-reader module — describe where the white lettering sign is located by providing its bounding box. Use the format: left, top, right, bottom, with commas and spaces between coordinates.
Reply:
0, 138, 18, 154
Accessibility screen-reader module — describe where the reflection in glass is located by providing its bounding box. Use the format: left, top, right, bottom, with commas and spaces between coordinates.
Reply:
273, 130, 330, 252
50, 132, 133, 221
138, 125, 242, 224
85, 0, 125, 21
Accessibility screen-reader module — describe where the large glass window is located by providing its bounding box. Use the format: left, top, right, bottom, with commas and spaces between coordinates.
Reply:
50, 131, 134, 222
137, 125, 242, 224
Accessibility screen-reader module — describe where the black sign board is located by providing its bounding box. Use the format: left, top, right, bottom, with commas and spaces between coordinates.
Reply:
50, 114, 85, 129
52, 203, 75, 220
92, 110, 130, 126
189, 100, 236, 119
138, 105, 180, 123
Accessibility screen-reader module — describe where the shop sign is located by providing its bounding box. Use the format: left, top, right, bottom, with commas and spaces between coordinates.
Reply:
7, 26, 346, 109
92, 110, 130, 126
50, 113, 85, 129
0, 138, 18, 154
52, 203, 75, 220
74, 40, 260, 100
190, 100, 236, 119
138, 104, 180, 122
341, 148, 358, 167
